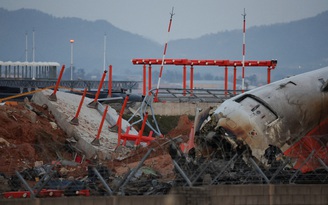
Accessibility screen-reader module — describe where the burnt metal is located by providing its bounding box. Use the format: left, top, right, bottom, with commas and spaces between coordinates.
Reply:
91, 167, 113, 196
119, 148, 154, 195
210, 153, 239, 185
249, 158, 270, 184
190, 160, 212, 186
173, 160, 192, 187
34, 171, 57, 197
15, 171, 35, 198
318, 157, 328, 171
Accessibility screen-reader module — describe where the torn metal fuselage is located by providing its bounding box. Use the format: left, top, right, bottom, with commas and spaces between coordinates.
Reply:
196, 66, 328, 172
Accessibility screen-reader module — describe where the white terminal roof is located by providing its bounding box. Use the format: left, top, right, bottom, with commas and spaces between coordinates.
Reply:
0, 61, 60, 67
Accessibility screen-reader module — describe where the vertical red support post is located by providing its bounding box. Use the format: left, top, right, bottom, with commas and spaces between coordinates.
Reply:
148, 64, 152, 95
190, 65, 194, 96
267, 66, 271, 84
48, 65, 65, 101
87, 70, 107, 109
91, 105, 109, 146
233, 66, 237, 95
183, 65, 186, 96
224, 66, 228, 96
143, 64, 146, 96
70, 88, 87, 125
107, 65, 112, 97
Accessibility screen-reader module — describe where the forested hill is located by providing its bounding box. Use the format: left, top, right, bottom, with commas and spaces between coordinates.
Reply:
0, 8, 327, 81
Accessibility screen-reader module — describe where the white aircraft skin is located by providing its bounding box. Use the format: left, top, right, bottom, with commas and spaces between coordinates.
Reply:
209, 66, 328, 167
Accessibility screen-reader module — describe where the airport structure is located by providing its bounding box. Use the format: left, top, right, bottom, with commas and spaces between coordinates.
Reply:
132, 58, 277, 96
0, 61, 139, 92
0, 61, 59, 79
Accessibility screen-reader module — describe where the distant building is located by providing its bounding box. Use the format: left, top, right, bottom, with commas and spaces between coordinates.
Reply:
0, 61, 60, 79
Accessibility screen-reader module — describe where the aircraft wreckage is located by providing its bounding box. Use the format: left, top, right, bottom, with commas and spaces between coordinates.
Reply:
191, 66, 328, 178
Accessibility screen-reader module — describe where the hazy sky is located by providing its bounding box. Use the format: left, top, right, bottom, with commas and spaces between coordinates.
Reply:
1, 0, 328, 44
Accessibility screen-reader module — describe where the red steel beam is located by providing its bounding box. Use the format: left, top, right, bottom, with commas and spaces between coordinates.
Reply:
148, 64, 152, 95
132, 58, 277, 68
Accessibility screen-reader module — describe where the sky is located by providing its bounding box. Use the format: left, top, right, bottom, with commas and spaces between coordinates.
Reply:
1, 0, 328, 44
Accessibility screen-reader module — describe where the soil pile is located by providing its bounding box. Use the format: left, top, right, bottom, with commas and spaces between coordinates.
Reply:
0, 99, 194, 184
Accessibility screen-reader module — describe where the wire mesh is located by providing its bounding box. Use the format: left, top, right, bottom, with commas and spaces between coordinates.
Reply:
0, 132, 327, 198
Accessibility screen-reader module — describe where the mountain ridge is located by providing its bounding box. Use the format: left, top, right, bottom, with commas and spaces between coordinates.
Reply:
0, 8, 327, 82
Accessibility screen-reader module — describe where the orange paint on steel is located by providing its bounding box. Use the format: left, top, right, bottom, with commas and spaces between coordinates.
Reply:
94, 105, 109, 140
183, 65, 186, 96
190, 65, 194, 96
53, 65, 65, 95
267, 66, 271, 84
136, 112, 149, 145
116, 95, 129, 146
225, 66, 228, 96
148, 64, 152, 95
132, 58, 277, 67
143, 64, 146, 96
233, 66, 237, 95
76, 88, 87, 118
94, 70, 107, 102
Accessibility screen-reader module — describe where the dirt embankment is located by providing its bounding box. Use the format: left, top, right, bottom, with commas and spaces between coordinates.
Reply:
0, 100, 194, 181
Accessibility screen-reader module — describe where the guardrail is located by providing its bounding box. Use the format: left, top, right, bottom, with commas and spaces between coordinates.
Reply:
151, 88, 243, 103
0, 79, 140, 91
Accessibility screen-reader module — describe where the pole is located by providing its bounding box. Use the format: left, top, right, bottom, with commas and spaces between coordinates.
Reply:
70, 88, 87, 125
92, 167, 113, 195
183, 64, 186, 96
143, 64, 146, 96
15, 171, 35, 198
154, 7, 175, 102
224, 66, 228, 96
108, 65, 112, 97
87, 70, 107, 109
241, 8, 246, 92
148, 64, 152, 95
116, 95, 129, 143
48, 65, 65, 101
190, 65, 194, 96
25, 32, 28, 62
70, 39, 74, 80
91, 105, 109, 146
233, 66, 237, 95
119, 148, 154, 195
173, 160, 192, 187
103, 33, 107, 72
32, 29, 35, 80
267, 66, 271, 84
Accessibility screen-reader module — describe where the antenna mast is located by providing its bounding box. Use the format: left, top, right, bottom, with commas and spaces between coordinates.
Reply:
32, 29, 36, 80
32, 29, 35, 63
154, 7, 175, 101
25, 32, 28, 62
241, 8, 246, 92
103, 33, 107, 72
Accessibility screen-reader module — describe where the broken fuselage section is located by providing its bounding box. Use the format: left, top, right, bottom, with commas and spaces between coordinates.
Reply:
196, 66, 328, 172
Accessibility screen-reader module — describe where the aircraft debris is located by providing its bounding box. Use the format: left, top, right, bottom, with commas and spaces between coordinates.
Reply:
193, 66, 328, 175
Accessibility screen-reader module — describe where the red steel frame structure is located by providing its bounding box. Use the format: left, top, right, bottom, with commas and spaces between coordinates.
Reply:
132, 58, 277, 96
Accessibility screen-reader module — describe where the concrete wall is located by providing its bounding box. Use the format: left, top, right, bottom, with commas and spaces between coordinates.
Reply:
171, 184, 328, 205
1, 184, 327, 205
134, 102, 220, 116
